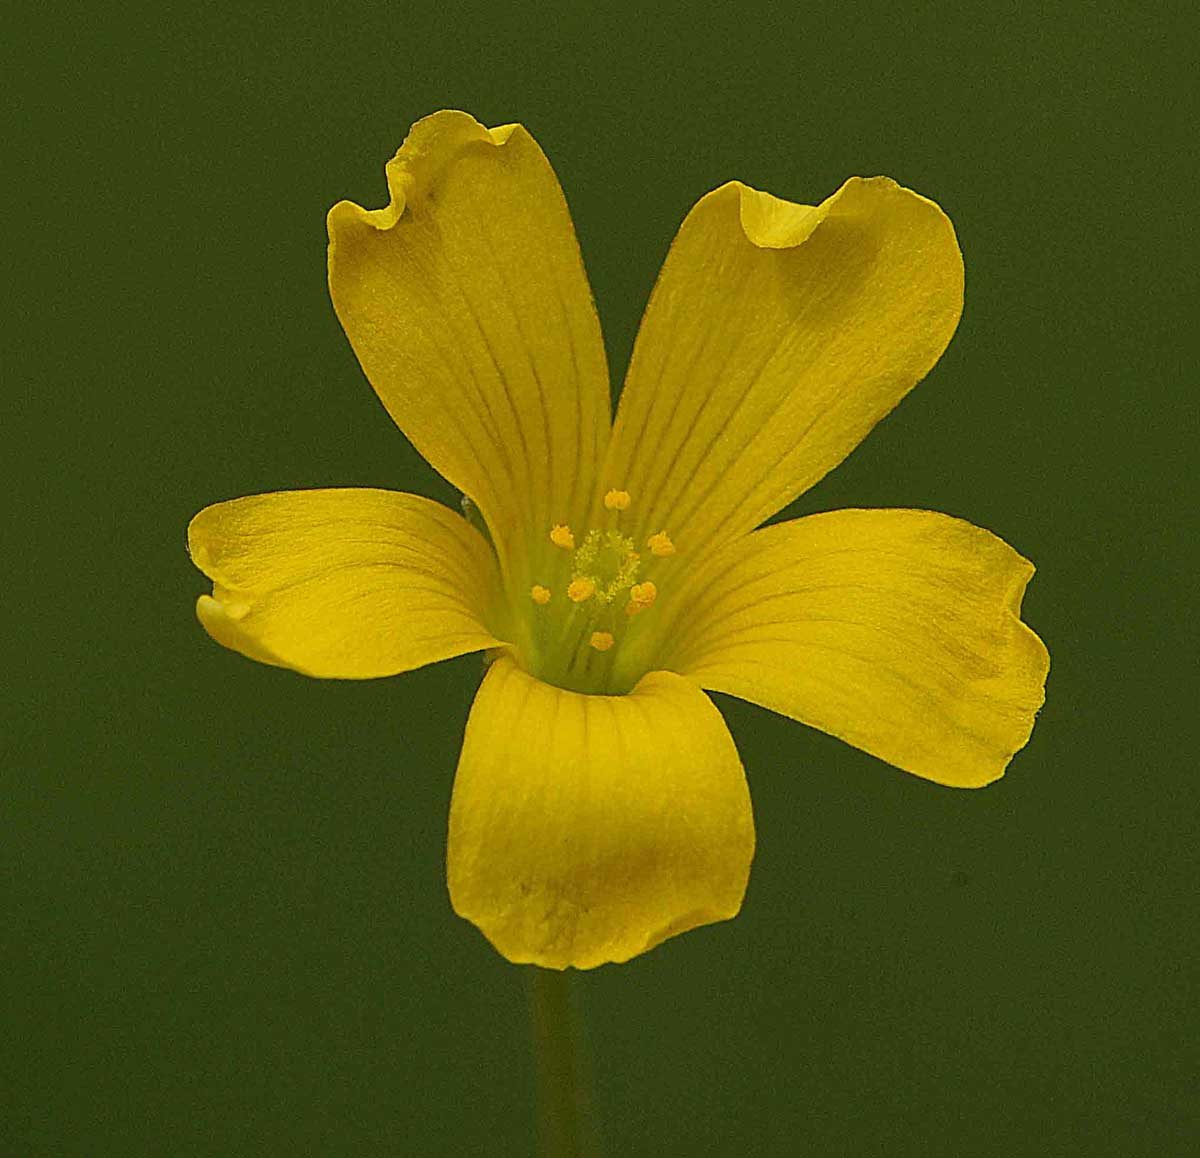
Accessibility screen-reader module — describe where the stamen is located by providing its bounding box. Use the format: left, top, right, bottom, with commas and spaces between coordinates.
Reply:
530, 507, 667, 686
647, 531, 676, 557
567, 577, 596, 603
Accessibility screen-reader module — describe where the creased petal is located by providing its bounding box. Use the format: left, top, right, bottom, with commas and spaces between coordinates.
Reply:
447, 655, 755, 969
665, 510, 1048, 788
327, 111, 611, 578
601, 178, 963, 553
188, 489, 503, 678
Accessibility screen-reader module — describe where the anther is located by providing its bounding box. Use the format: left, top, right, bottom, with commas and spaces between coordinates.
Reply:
647, 531, 676, 557
567, 577, 596, 603
550, 524, 575, 549
589, 631, 614, 651
625, 580, 657, 618
530, 585, 551, 605
630, 581, 657, 607
603, 489, 631, 511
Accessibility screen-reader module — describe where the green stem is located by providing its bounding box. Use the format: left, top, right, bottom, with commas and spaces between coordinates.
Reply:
529, 968, 600, 1158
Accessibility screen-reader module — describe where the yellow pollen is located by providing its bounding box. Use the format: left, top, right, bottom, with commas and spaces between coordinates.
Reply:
603, 489, 631, 511
630, 580, 657, 607
589, 631, 614, 652
550, 524, 575, 549
625, 599, 646, 617
530, 584, 551, 605
567, 577, 596, 603
647, 531, 676, 557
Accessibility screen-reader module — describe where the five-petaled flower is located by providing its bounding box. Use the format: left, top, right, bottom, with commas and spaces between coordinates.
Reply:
188, 111, 1049, 970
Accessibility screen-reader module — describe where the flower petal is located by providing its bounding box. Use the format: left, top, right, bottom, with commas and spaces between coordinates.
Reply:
447, 655, 755, 969
189, 489, 503, 678
327, 111, 611, 575
664, 510, 1048, 788
601, 178, 963, 552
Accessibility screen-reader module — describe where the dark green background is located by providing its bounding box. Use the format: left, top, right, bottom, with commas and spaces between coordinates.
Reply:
8, 2, 1196, 1154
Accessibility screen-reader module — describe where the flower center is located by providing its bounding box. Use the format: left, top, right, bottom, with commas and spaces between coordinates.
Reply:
571, 528, 641, 604
520, 489, 677, 693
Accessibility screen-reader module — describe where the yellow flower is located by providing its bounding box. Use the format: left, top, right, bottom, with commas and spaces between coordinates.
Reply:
188, 111, 1049, 970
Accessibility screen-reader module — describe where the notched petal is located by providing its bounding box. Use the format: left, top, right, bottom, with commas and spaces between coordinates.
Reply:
188, 488, 503, 680
669, 509, 1049, 788
603, 173, 965, 555
447, 657, 755, 969
326, 110, 612, 567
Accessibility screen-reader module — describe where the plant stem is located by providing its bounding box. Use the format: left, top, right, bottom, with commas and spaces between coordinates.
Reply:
529, 967, 599, 1158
